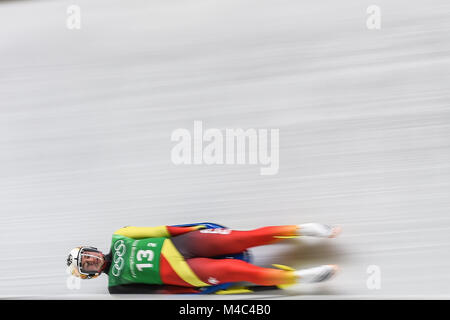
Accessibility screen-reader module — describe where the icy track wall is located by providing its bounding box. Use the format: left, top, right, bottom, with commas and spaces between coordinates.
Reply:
1, 0, 450, 298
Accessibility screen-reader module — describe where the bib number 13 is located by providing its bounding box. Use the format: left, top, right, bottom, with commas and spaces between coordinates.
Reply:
136, 243, 157, 271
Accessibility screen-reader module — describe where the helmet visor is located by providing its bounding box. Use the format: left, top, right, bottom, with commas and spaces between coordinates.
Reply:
78, 247, 104, 275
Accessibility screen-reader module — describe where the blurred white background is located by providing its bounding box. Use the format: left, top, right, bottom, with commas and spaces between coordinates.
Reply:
1, 0, 450, 298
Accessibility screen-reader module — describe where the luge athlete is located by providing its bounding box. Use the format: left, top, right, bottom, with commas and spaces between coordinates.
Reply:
67, 223, 341, 294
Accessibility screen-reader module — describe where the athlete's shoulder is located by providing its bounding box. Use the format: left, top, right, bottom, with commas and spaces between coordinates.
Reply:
113, 226, 170, 238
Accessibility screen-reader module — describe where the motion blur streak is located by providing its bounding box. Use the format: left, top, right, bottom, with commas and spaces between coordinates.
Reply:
1, 0, 450, 298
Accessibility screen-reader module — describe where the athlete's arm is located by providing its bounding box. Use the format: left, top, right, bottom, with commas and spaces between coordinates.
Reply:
113, 225, 206, 239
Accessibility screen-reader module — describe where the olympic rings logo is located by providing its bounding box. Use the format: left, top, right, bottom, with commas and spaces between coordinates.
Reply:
112, 240, 127, 277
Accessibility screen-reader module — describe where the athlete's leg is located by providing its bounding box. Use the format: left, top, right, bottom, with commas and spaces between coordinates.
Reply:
172, 224, 341, 258
186, 258, 339, 286
172, 225, 299, 258
187, 258, 297, 286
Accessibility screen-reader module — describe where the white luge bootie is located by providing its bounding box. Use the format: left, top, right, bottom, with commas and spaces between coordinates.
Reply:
297, 223, 341, 238
295, 265, 339, 283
